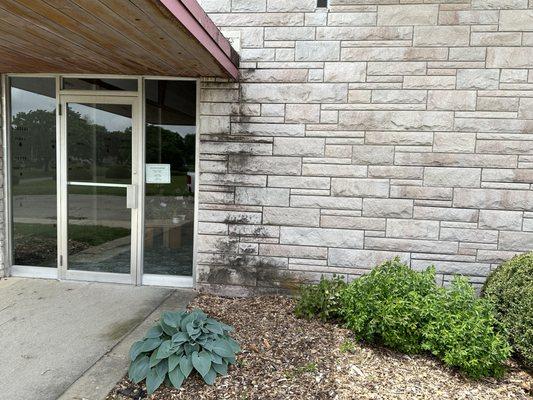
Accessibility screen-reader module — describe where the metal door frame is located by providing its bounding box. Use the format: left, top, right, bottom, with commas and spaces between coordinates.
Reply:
2, 75, 197, 287
59, 93, 141, 284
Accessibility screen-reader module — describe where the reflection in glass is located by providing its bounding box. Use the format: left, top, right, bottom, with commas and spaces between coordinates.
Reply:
62, 78, 138, 91
10, 77, 57, 267
67, 103, 132, 184
68, 186, 131, 273
144, 80, 196, 276
67, 103, 133, 273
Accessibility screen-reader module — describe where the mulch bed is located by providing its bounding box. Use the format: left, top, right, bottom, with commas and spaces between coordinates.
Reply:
106, 295, 532, 400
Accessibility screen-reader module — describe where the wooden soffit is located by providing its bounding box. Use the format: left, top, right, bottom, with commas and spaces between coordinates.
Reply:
0, 0, 239, 79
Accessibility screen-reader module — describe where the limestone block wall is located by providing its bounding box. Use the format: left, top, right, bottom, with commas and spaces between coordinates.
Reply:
196, 0, 533, 296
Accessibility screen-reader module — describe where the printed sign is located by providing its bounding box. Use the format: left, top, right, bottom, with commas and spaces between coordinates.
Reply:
146, 164, 171, 184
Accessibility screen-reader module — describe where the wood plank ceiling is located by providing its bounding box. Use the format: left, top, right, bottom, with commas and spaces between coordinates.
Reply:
0, 0, 239, 78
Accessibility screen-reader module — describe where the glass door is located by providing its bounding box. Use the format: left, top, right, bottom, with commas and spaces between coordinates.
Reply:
59, 95, 140, 284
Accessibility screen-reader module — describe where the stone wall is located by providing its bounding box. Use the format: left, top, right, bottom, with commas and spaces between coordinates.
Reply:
196, 0, 533, 296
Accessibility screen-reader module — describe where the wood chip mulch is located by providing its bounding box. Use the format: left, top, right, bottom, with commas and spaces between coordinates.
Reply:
106, 295, 532, 400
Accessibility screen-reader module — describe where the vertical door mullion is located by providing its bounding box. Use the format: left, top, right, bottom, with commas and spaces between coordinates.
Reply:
135, 78, 145, 285
130, 94, 140, 285
58, 92, 68, 280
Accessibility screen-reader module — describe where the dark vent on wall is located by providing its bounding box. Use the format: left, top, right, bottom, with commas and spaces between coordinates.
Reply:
317, 0, 328, 8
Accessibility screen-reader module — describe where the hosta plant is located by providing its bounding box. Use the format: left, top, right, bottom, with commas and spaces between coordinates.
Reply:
128, 309, 240, 394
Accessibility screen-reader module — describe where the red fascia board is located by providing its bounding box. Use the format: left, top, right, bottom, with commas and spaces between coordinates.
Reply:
158, 0, 239, 80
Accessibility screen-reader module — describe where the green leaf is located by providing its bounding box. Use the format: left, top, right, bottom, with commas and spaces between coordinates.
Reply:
206, 322, 223, 335
184, 343, 199, 356
180, 312, 195, 332
192, 350, 212, 377
163, 311, 184, 328
150, 350, 161, 368
145, 325, 163, 339
226, 337, 241, 353
212, 361, 228, 376
179, 355, 193, 378
146, 362, 167, 395
224, 356, 236, 365
129, 341, 145, 361
171, 331, 189, 345
210, 351, 222, 364
212, 340, 234, 358
168, 366, 185, 389
203, 367, 217, 385
141, 338, 162, 353
186, 323, 201, 338
155, 340, 173, 359
160, 319, 177, 336
128, 355, 149, 384
168, 353, 181, 372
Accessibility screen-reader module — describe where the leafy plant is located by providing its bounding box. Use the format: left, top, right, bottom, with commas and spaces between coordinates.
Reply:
128, 309, 240, 394
339, 339, 357, 354
483, 252, 533, 369
284, 362, 318, 379
299, 257, 511, 378
422, 277, 511, 378
340, 258, 436, 354
294, 274, 347, 321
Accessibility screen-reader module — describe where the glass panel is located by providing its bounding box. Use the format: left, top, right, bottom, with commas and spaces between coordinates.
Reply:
67, 103, 132, 184
67, 103, 132, 273
10, 77, 57, 267
62, 78, 138, 91
144, 80, 196, 276
68, 186, 131, 273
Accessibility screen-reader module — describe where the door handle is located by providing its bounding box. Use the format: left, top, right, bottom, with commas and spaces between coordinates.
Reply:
126, 185, 137, 209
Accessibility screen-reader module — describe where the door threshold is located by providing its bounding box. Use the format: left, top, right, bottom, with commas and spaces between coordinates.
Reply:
9, 266, 193, 288
10, 265, 58, 279
142, 274, 193, 288
65, 270, 134, 285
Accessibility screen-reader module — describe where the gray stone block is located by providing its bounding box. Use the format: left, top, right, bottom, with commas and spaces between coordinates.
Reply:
263, 207, 320, 227
363, 198, 413, 218
235, 187, 290, 206
280, 227, 364, 248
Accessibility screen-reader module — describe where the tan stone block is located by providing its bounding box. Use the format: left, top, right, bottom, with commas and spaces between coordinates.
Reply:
378, 5, 438, 26
414, 26, 470, 46
428, 91, 476, 111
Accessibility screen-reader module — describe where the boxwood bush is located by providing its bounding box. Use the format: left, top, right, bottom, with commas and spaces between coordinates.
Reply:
295, 258, 511, 378
482, 252, 533, 369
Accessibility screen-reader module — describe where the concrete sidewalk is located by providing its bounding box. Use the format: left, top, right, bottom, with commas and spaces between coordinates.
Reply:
0, 278, 195, 400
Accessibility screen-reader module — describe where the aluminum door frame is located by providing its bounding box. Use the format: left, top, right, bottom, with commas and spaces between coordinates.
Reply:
58, 93, 142, 284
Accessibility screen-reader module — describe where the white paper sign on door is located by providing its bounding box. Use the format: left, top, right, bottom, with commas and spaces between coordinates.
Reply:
146, 163, 171, 184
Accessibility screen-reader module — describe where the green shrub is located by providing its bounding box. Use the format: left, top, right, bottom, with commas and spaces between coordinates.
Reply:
298, 257, 511, 378
340, 258, 436, 354
294, 275, 347, 321
482, 252, 533, 369
128, 309, 240, 394
422, 277, 511, 378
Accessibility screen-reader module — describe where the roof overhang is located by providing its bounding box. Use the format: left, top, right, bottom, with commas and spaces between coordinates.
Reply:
0, 0, 239, 79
